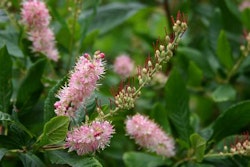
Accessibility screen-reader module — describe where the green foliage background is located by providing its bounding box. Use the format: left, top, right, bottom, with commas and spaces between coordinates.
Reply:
1, 0, 250, 166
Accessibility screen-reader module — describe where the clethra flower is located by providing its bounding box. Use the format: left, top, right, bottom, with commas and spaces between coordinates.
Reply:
21, 0, 50, 29
28, 28, 58, 61
20, 0, 59, 61
54, 51, 105, 117
113, 54, 134, 79
239, 1, 250, 11
65, 121, 115, 155
125, 114, 175, 157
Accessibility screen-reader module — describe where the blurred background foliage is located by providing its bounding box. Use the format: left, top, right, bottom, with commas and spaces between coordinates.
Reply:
1, 0, 250, 166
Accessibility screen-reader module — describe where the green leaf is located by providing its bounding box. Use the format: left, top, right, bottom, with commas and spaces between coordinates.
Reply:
19, 152, 45, 167
242, 8, 250, 30
16, 59, 46, 112
123, 151, 167, 167
165, 69, 192, 144
38, 116, 69, 146
190, 133, 206, 162
224, 0, 241, 22
0, 45, 12, 113
211, 84, 236, 102
150, 103, 171, 133
80, 30, 99, 53
211, 100, 250, 142
0, 27, 23, 58
177, 47, 214, 78
79, 2, 144, 35
188, 61, 203, 87
44, 76, 68, 122
216, 30, 233, 70
0, 111, 34, 137
0, 148, 8, 161
0, 111, 12, 121
0, 10, 8, 24
47, 150, 102, 167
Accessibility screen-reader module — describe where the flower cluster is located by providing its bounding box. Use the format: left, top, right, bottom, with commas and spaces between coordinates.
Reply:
125, 114, 175, 157
113, 12, 187, 111
114, 85, 139, 110
65, 121, 115, 155
54, 51, 105, 117
229, 140, 250, 155
113, 54, 134, 79
21, 0, 59, 61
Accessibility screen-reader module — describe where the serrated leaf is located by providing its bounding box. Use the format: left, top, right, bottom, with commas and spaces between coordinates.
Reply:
150, 103, 171, 133
190, 133, 206, 162
216, 30, 233, 70
165, 69, 192, 144
79, 2, 144, 34
47, 150, 102, 167
44, 76, 68, 122
123, 151, 166, 167
0, 45, 12, 113
38, 116, 69, 146
211, 101, 250, 142
16, 59, 46, 113
0, 148, 8, 161
211, 84, 236, 102
19, 152, 45, 167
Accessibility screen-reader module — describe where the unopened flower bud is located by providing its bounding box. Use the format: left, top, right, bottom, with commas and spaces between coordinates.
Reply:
181, 22, 187, 30
173, 25, 178, 32
148, 60, 152, 67
142, 68, 147, 74
159, 45, 165, 51
165, 36, 170, 43
155, 50, 160, 57
167, 43, 173, 50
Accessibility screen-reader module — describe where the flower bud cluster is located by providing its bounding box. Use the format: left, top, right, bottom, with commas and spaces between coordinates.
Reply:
240, 32, 250, 57
229, 140, 250, 156
138, 59, 154, 85
111, 12, 187, 113
114, 86, 139, 110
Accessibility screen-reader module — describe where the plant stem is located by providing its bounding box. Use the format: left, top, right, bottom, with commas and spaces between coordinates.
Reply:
67, 0, 81, 70
226, 54, 246, 83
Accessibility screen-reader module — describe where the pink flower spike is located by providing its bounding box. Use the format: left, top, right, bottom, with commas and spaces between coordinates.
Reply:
65, 121, 115, 155
54, 53, 105, 117
125, 114, 175, 157
20, 0, 59, 61
113, 54, 134, 79
21, 0, 51, 29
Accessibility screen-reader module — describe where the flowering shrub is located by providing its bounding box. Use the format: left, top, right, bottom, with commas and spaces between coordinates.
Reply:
1, 0, 250, 167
